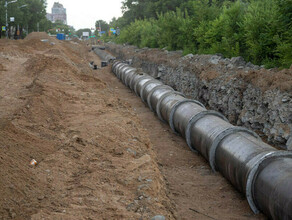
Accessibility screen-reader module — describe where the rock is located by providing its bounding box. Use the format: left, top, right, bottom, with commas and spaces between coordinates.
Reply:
282, 97, 290, 103
287, 137, 292, 151
231, 56, 246, 66
127, 148, 137, 157
246, 62, 254, 68
209, 55, 221, 65
37, 195, 45, 200
184, 53, 194, 59
151, 215, 166, 220
227, 64, 234, 69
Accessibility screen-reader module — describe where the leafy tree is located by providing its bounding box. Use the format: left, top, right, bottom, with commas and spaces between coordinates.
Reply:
0, 0, 48, 36
95, 19, 109, 33
242, 0, 282, 66
203, 0, 245, 56
48, 21, 74, 35
109, 0, 292, 67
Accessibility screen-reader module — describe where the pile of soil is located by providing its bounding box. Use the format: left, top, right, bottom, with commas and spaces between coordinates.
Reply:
0, 34, 174, 219
240, 68, 292, 92
25, 32, 52, 41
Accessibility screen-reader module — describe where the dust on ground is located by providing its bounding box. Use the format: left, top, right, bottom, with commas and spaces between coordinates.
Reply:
0, 33, 174, 219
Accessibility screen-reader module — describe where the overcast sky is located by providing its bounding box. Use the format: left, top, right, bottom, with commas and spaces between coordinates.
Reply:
46, 0, 123, 30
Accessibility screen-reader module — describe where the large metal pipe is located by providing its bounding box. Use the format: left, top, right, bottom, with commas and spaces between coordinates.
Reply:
111, 61, 292, 220
93, 48, 116, 63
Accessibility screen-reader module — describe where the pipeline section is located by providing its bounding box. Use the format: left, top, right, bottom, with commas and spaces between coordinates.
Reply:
111, 61, 292, 220
93, 48, 116, 64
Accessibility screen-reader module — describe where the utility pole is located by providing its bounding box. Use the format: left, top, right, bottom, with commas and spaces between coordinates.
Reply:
5, 0, 8, 38
99, 21, 101, 36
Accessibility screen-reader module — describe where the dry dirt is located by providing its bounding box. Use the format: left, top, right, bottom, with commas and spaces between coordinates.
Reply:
0, 33, 266, 220
0, 33, 174, 220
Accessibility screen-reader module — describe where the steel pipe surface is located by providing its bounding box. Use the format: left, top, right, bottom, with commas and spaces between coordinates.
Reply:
147, 85, 174, 112
94, 48, 116, 62
111, 61, 292, 220
140, 80, 163, 103
134, 76, 153, 96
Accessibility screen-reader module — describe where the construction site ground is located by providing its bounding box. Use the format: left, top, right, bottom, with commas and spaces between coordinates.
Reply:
0, 33, 265, 220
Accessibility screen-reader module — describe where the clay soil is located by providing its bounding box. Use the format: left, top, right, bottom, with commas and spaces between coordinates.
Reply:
0, 33, 265, 220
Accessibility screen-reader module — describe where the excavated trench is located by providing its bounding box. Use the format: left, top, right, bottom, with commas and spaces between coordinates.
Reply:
105, 43, 292, 150
111, 61, 292, 220
93, 47, 292, 220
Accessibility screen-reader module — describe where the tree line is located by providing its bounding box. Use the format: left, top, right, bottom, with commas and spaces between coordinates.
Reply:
0, 0, 51, 37
110, 0, 291, 68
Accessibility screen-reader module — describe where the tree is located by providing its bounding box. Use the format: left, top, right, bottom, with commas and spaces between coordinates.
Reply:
94, 19, 109, 36
0, 0, 48, 36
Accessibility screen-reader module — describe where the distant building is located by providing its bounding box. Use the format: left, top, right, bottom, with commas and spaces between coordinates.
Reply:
46, 2, 67, 24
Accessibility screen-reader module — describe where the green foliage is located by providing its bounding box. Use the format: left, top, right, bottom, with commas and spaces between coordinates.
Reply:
95, 20, 109, 36
115, 0, 291, 68
201, 1, 245, 57
0, 0, 49, 35
49, 21, 74, 35
241, 0, 282, 66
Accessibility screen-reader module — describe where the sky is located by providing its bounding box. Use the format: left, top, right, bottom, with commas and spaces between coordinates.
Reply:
46, 0, 123, 30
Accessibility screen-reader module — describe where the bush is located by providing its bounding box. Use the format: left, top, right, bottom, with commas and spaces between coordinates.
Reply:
115, 0, 292, 68
241, 0, 282, 66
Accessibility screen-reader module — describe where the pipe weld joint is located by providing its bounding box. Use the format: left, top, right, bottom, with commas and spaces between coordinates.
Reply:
133, 76, 150, 96
118, 65, 130, 80
245, 151, 292, 214
124, 69, 137, 87
169, 99, 206, 135
156, 91, 185, 122
122, 68, 136, 84
112, 61, 121, 72
185, 110, 228, 153
140, 80, 162, 103
113, 62, 125, 76
147, 85, 174, 112
209, 126, 261, 172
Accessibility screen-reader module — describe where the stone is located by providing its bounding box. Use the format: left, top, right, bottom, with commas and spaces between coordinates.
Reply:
287, 137, 292, 151
209, 55, 221, 65
184, 53, 194, 59
151, 215, 166, 220
282, 97, 290, 103
227, 64, 234, 69
127, 148, 137, 157
230, 56, 246, 66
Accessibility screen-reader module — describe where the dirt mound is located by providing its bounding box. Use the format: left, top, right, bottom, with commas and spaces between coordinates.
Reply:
24, 32, 59, 45
25, 32, 50, 40
24, 54, 78, 76
20, 39, 53, 52
240, 68, 292, 92
0, 38, 175, 219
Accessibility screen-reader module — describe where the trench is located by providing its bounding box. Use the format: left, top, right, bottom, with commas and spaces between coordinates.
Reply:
93, 61, 266, 219
110, 60, 292, 220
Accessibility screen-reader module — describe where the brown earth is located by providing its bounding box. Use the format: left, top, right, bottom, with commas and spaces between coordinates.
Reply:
238, 68, 292, 92
0, 33, 174, 220
0, 33, 266, 220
